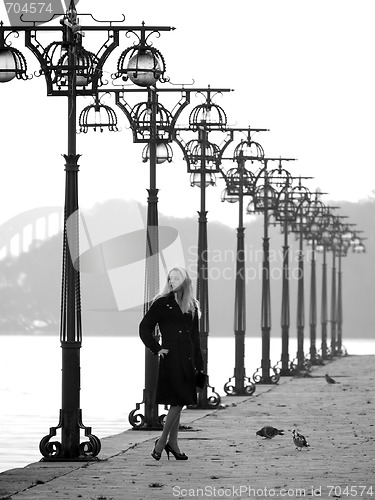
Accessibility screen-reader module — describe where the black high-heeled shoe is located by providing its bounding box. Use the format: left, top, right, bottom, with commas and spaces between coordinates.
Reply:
165, 442, 188, 460
151, 438, 162, 461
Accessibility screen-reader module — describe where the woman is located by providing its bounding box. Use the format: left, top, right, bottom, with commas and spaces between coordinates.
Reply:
139, 266, 204, 461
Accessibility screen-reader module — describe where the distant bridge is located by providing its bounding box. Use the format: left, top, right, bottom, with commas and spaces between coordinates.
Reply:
0, 207, 63, 259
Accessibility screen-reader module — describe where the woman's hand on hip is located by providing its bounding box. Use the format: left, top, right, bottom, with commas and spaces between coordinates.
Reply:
158, 349, 169, 358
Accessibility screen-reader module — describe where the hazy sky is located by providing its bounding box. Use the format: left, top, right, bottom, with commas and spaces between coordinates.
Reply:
0, 0, 374, 229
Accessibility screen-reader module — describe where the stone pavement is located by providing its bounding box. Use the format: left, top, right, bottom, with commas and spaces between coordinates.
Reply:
1, 354, 374, 500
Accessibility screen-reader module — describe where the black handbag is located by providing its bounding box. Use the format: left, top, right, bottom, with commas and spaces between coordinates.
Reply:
196, 371, 208, 389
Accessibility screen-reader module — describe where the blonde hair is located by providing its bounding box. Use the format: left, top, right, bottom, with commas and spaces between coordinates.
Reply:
158, 267, 199, 314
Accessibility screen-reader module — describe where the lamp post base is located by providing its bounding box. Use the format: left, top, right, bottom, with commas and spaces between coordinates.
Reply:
193, 384, 221, 409
39, 409, 101, 461
252, 366, 280, 384
272, 357, 293, 377
289, 357, 312, 376
224, 373, 256, 396
128, 393, 168, 430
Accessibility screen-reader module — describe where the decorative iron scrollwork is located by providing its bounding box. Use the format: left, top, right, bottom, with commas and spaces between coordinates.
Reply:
270, 370, 280, 384
311, 351, 325, 365
39, 410, 101, 459
206, 385, 221, 408
224, 375, 256, 396
128, 402, 146, 429
336, 345, 348, 357
252, 366, 280, 384
252, 366, 263, 384
39, 412, 63, 458
272, 360, 282, 375
128, 400, 168, 429
289, 356, 312, 376
78, 410, 101, 457
223, 378, 235, 395
245, 381, 256, 395
158, 411, 168, 427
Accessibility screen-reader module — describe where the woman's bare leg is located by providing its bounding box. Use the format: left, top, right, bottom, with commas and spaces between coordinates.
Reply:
154, 405, 182, 454
167, 411, 182, 452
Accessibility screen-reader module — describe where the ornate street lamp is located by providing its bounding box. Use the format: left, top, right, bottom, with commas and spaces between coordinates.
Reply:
315, 208, 339, 360
316, 212, 348, 357
113, 83, 192, 427
333, 226, 365, 355
316, 237, 329, 360
221, 131, 265, 396
78, 86, 175, 430
315, 214, 365, 359
175, 88, 232, 408
0, 0, 175, 459
78, 78, 188, 432
351, 235, 366, 254
271, 170, 309, 377
247, 157, 294, 384
288, 179, 313, 374
327, 216, 349, 357
304, 195, 327, 365
124, 88, 188, 429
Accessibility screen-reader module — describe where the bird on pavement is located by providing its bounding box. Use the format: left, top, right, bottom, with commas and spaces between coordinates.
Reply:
256, 426, 284, 439
292, 429, 310, 450
325, 373, 340, 384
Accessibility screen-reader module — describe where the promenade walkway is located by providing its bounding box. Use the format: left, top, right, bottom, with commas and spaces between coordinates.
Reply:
0, 354, 374, 500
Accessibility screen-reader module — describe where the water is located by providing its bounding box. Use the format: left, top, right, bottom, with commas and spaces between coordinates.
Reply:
1, 334, 374, 473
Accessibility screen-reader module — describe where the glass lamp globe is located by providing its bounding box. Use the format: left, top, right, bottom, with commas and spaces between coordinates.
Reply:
0, 49, 16, 83
353, 243, 365, 253
127, 50, 161, 87
310, 222, 320, 235
342, 231, 352, 242
322, 230, 331, 242
155, 143, 170, 164
76, 65, 90, 86
142, 143, 172, 164
75, 54, 95, 87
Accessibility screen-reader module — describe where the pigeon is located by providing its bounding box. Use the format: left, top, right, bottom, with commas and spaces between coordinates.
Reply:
292, 429, 310, 450
256, 426, 284, 439
325, 373, 340, 384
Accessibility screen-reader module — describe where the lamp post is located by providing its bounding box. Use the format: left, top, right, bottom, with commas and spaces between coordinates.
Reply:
330, 242, 338, 356
319, 242, 329, 360
272, 172, 311, 377
116, 85, 202, 428
79, 85, 178, 430
328, 216, 351, 357
175, 88, 232, 408
334, 227, 364, 356
342, 235, 365, 352
316, 215, 365, 359
114, 83, 187, 428
305, 196, 327, 365
315, 208, 336, 360
288, 180, 313, 374
221, 131, 266, 396
0, 1, 175, 459
336, 240, 347, 356
278, 184, 294, 376
319, 213, 347, 358
248, 158, 294, 384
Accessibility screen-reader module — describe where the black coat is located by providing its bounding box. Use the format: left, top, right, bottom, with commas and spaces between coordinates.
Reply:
139, 292, 204, 406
